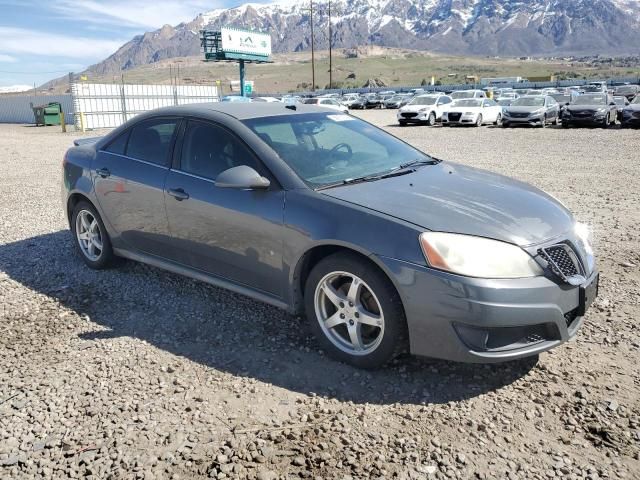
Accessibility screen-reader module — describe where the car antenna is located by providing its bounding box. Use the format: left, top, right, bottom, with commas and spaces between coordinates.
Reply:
285, 104, 296, 110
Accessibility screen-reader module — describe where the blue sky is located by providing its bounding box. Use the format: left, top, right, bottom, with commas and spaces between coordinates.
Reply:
0, 0, 257, 87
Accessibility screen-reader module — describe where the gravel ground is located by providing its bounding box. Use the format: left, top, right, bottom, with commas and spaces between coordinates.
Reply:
1, 116, 639, 480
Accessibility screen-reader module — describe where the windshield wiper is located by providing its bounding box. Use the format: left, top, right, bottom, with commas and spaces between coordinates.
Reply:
316, 157, 442, 191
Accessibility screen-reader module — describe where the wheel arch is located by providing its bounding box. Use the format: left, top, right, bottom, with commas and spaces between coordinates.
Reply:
66, 192, 96, 229
289, 242, 402, 315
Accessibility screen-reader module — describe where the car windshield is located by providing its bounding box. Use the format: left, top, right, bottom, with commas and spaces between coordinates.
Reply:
512, 97, 545, 107
409, 96, 438, 106
451, 91, 475, 99
452, 99, 482, 107
497, 99, 512, 106
551, 94, 571, 103
242, 112, 432, 188
633, 96, 640, 104
573, 95, 607, 105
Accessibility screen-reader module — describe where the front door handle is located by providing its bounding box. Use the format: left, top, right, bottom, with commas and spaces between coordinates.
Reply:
167, 188, 189, 201
95, 168, 111, 178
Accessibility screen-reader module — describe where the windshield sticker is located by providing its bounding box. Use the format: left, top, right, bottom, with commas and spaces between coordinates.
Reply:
327, 114, 354, 122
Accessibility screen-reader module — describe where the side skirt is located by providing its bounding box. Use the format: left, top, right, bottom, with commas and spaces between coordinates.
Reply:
113, 247, 292, 313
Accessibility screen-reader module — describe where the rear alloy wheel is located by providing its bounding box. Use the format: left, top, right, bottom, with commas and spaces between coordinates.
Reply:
563, 121, 570, 129
475, 114, 483, 127
603, 114, 611, 129
399, 120, 407, 126
427, 112, 436, 126
305, 253, 407, 369
71, 201, 116, 269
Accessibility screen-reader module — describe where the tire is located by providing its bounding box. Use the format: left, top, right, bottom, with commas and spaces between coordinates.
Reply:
554, 115, 561, 125
475, 115, 483, 127
399, 120, 407, 126
602, 115, 610, 129
502, 121, 510, 128
540, 115, 547, 128
562, 121, 570, 129
494, 114, 502, 126
71, 201, 117, 270
304, 252, 407, 369
427, 112, 436, 126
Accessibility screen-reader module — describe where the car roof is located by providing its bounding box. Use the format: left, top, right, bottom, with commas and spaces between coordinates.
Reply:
138, 102, 330, 120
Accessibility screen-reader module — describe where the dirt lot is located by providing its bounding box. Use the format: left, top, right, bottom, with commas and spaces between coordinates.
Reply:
1, 115, 639, 480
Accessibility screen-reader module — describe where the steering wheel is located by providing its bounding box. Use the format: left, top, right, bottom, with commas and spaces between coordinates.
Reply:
329, 142, 353, 159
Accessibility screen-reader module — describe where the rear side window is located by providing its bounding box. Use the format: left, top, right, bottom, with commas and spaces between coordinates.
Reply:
104, 130, 129, 155
126, 118, 178, 166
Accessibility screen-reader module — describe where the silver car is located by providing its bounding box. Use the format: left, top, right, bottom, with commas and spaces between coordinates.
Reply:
503, 95, 561, 127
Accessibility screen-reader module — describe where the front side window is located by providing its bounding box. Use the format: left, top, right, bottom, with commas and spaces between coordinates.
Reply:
126, 118, 178, 166
180, 121, 259, 180
243, 112, 432, 188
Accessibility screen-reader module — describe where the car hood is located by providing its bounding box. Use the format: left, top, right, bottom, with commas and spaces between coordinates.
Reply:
321, 162, 574, 246
624, 104, 640, 111
400, 104, 435, 112
447, 106, 482, 113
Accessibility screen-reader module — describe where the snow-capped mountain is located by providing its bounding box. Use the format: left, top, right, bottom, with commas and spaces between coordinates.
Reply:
87, 0, 640, 75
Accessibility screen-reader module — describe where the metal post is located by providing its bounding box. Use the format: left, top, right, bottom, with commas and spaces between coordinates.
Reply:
239, 59, 246, 97
310, 0, 315, 91
328, 0, 332, 89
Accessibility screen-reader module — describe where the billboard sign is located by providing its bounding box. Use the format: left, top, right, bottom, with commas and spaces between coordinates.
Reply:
221, 27, 271, 59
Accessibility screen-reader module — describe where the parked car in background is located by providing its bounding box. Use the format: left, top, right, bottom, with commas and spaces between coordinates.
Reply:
442, 98, 503, 127
341, 94, 362, 109
221, 95, 252, 103
62, 102, 597, 368
583, 82, 608, 94
563, 94, 617, 128
397, 94, 453, 126
613, 96, 630, 122
496, 98, 514, 113
384, 94, 411, 109
364, 94, 383, 109
450, 89, 486, 100
280, 95, 301, 105
408, 88, 425, 95
503, 95, 560, 128
349, 96, 367, 110
302, 97, 349, 113
253, 97, 281, 103
526, 89, 544, 96
621, 95, 640, 128
614, 84, 640, 100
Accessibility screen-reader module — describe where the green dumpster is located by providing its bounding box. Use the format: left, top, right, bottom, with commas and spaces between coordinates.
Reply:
43, 102, 62, 126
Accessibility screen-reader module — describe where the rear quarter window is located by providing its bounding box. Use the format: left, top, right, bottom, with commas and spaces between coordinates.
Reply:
103, 130, 130, 155
125, 118, 178, 166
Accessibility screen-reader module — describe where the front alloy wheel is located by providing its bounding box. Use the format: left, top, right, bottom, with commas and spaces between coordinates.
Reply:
314, 272, 384, 356
305, 252, 407, 369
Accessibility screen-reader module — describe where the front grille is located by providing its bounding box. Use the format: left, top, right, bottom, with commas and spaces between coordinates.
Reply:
509, 112, 529, 118
572, 110, 593, 118
448, 112, 462, 121
538, 244, 583, 283
401, 112, 418, 118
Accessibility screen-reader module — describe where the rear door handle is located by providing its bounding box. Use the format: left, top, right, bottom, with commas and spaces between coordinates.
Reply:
95, 168, 111, 178
167, 188, 189, 201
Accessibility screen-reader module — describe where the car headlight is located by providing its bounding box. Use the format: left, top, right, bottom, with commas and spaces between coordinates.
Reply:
529, 108, 544, 116
596, 108, 606, 114
464, 112, 475, 115
419, 232, 543, 279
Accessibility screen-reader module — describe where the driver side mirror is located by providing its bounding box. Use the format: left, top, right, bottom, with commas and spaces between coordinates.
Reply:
215, 165, 270, 190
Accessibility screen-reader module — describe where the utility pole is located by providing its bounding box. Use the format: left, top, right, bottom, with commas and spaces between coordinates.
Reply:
310, 0, 316, 91
328, 0, 332, 89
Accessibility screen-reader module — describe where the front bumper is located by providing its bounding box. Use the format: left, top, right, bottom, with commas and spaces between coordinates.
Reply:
504, 114, 544, 125
621, 113, 640, 126
397, 111, 432, 123
441, 114, 476, 125
563, 114, 605, 125
378, 255, 598, 363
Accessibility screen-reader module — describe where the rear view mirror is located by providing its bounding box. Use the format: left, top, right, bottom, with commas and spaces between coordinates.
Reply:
215, 165, 270, 190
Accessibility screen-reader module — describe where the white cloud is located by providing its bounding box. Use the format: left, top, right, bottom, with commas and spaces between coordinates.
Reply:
0, 27, 126, 59
0, 53, 17, 62
50, 0, 223, 29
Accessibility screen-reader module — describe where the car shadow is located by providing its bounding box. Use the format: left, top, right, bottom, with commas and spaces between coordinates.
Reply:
0, 231, 538, 406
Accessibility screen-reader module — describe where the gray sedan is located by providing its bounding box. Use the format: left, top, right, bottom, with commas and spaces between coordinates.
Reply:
62, 103, 598, 369
503, 95, 560, 127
